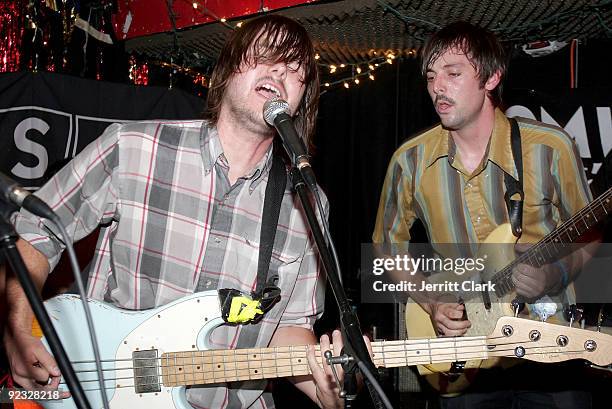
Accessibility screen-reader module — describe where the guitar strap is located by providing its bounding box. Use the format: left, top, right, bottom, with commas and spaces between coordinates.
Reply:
504, 118, 524, 238
219, 147, 286, 325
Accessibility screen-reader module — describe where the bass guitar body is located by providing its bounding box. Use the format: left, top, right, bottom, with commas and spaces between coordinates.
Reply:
406, 223, 523, 394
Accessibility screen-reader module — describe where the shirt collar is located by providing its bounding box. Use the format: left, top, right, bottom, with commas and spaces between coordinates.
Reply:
488, 108, 519, 180
425, 125, 453, 168
200, 122, 274, 189
425, 108, 519, 180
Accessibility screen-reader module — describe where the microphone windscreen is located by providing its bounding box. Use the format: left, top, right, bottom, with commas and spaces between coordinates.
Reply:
263, 98, 290, 126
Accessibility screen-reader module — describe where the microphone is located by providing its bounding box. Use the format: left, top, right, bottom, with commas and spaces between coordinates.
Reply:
0, 172, 58, 221
263, 98, 316, 188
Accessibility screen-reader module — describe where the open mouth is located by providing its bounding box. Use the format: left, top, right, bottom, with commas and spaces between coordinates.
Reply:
255, 83, 282, 100
436, 102, 453, 112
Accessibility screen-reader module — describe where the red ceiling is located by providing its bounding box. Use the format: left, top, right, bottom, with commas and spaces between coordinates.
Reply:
112, 0, 318, 40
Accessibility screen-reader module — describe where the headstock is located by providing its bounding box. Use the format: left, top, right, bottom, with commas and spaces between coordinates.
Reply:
487, 316, 612, 367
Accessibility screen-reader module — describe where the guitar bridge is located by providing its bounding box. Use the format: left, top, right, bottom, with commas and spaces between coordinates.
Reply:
133, 349, 162, 394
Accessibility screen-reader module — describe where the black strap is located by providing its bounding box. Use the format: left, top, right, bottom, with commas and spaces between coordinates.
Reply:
253, 150, 287, 302
504, 118, 524, 238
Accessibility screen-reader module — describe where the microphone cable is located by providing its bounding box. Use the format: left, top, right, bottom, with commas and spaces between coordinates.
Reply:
46, 214, 110, 409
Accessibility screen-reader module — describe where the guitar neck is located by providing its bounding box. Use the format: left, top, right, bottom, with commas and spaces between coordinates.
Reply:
160, 337, 490, 387
493, 187, 612, 295
157, 317, 611, 388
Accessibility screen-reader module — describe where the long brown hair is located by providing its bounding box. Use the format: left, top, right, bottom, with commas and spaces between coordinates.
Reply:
205, 15, 319, 148
421, 21, 507, 107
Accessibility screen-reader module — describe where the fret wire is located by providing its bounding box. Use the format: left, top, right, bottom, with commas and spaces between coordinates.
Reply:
173, 353, 178, 386
290, 345, 295, 377
258, 347, 264, 378
191, 349, 196, 384
222, 350, 227, 382
182, 352, 187, 385
382, 340, 386, 368
274, 346, 279, 379
233, 349, 239, 380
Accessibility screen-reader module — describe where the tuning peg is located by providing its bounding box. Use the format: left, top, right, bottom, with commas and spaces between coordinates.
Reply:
563, 304, 584, 327
597, 305, 605, 333
511, 298, 525, 317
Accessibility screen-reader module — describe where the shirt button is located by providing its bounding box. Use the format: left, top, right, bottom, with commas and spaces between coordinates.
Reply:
204, 168, 211, 175
466, 182, 472, 188
214, 237, 221, 244
206, 280, 212, 287
476, 216, 481, 222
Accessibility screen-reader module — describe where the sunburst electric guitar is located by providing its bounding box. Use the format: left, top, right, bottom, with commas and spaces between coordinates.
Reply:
405, 187, 612, 393
34, 290, 612, 409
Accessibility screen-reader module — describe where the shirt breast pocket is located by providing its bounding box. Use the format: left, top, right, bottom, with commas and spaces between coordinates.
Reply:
219, 234, 303, 295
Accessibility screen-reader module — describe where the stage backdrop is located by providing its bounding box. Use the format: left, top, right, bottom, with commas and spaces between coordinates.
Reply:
0, 71, 204, 187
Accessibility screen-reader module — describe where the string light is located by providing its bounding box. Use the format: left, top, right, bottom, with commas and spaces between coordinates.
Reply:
128, 57, 209, 88
129, 56, 149, 86
318, 54, 399, 92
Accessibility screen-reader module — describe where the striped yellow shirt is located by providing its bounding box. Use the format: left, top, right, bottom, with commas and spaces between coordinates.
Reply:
373, 109, 592, 249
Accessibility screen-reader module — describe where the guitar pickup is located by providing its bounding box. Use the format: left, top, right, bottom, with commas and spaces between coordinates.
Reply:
133, 349, 162, 394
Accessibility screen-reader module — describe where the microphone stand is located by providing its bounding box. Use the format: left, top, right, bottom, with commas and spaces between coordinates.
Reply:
0, 199, 92, 409
290, 168, 383, 408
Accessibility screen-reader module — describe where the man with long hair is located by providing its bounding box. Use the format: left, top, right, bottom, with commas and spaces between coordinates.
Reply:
4, 15, 344, 408
374, 22, 594, 408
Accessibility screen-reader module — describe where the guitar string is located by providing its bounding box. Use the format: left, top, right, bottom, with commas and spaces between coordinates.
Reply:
56, 334, 569, 374
58, 339, 492, 375
57, 345, 588, 392
64, 336, 491, 366
56, 339, 566, 386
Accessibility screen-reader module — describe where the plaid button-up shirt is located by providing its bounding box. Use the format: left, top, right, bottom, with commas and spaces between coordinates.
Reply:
14, 120, 326, 408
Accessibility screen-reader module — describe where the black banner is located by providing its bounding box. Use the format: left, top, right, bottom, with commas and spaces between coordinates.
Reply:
0, 72, 204, 187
